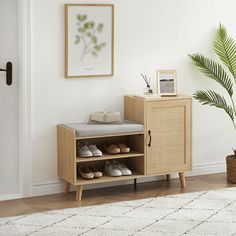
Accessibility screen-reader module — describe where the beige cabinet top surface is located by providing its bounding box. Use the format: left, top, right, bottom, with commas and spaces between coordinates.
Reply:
126, 94, 192, 101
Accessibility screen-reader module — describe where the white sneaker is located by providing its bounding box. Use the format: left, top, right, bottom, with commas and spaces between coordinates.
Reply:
113, 161, 132, 176
104, 161, 122, 177
78, 145, 93, 157
88, 144, 102, 157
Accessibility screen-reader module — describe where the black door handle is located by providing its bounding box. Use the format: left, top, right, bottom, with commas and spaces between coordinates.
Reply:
0, 62, 12, 86
148, 130, 152, 147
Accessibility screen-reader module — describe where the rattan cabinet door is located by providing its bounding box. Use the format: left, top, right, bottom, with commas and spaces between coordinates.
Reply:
146, 99, 192, 175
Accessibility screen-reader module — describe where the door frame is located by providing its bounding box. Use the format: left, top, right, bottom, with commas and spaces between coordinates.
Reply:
18, 0, 32, 199
0, 0, 32, 200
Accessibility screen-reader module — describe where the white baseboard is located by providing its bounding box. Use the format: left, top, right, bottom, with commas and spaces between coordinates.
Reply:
32, 161, 226, 197
188, 161, 226, 176
0, 193, 22, 201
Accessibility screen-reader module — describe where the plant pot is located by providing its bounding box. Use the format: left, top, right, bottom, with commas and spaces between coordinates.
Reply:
226, 155, 236, 183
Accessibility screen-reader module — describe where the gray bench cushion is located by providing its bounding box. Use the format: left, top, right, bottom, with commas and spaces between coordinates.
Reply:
64, 120, 144, 137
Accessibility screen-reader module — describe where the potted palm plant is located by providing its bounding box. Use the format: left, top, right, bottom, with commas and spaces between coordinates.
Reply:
189, 24, 236, 183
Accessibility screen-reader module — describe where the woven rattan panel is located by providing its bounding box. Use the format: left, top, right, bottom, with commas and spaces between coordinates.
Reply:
148, 106, 185, 173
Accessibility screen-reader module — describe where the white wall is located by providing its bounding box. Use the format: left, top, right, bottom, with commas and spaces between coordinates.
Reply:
31, 0, 236, 195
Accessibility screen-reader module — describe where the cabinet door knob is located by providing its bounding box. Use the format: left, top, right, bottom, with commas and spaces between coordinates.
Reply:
148, 130, 152, 147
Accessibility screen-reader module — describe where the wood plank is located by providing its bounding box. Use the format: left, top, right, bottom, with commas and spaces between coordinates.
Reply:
126, 94, 192, 101
179, 172, 186, 188
77, 151, 144, 163
75, 132, 144, 140
64, 182, 70, 194
57, 125, 77, 184
124, 96, 145, 124
76, 185, 83, 201
76, 172, 144, 185
124, 96, 147, 174
166, 174, 171, 181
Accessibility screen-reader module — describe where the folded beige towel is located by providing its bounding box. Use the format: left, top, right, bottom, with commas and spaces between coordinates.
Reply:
89, 112, 122, 123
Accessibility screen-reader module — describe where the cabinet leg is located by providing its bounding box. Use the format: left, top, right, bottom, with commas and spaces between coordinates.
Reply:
165, 174, 170, 181
76, 185, 83, 202
64, 182, 70, 194
179, 172, 186, 188
134, 178, 137, 190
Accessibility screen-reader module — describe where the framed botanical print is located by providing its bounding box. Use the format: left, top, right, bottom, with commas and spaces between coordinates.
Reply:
156, 70, 177, 96
65, 4, 114, 78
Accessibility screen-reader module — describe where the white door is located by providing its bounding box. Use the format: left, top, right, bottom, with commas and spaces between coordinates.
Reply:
0, 0, 18, 197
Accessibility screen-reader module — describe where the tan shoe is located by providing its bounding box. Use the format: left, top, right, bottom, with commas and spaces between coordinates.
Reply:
79, 165, 94, 179
117, 143, 130, 154
88, 165, 103, 178
105, 144, 120, 155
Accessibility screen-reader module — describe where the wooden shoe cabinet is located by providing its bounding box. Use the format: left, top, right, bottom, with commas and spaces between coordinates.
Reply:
57, 95, 192, 201
124, 95, 192, 187
57, 126, 145, 201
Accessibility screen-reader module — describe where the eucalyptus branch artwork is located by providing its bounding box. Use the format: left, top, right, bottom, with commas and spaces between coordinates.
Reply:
75, 14, 106, 60
65, 4, 114, 78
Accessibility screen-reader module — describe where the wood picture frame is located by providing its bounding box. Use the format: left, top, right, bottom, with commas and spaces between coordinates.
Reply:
156, 70, 177, 96
65, 4, 114, 78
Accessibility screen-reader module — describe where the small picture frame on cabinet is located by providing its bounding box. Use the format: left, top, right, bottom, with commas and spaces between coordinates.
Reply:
156, 70, 177, 96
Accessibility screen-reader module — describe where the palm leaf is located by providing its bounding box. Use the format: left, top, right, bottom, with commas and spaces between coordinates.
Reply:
194, 90, 234, 121
189, 53, 233, 96
214, 24, 236, 79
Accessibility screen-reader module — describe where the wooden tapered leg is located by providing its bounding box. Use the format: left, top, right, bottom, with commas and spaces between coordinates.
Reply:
76, 185, 83, 201
134, 178, 137, 190
166, 174, 170, 181
64, 182, 70, 194
179, 172, 186, 188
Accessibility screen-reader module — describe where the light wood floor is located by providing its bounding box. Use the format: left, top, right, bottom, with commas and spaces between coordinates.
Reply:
0, 173, 235, 217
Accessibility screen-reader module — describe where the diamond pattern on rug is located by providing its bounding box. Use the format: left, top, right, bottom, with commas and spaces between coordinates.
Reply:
84, 228, 133, 236
201, 189, 236, 200
188, 221, 236, 235
0, 187, 236, 236
141, 219, 200, 234
123, 206, 175, 219
80, 205, 133, 217
0, 218, 10, 226
0, 224, 41, 236
183, 198, 230, 210
54, 215, 111, 229
12, 213, 70, 226
98, 216, 156, 231
30, 226, 87, 236
144, 196, 192, 208
165, 208, 216, 221
208, 209, 236, 223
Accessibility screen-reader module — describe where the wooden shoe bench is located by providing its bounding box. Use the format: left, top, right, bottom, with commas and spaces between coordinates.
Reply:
57, 95, 192, 201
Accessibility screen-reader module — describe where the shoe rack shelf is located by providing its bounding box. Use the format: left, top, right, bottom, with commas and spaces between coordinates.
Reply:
75, 131, 144, 140
57, 124, 145, 201
76, 172, 143, 185
76, 151, 144, 163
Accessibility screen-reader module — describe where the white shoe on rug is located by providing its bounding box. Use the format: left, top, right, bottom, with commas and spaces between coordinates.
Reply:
113, 160, 132, 176
104, 161, 122, 177
88, 144, 102, 157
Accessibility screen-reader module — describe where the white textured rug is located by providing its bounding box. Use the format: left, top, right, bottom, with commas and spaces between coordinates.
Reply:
1, 188, 236, 236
